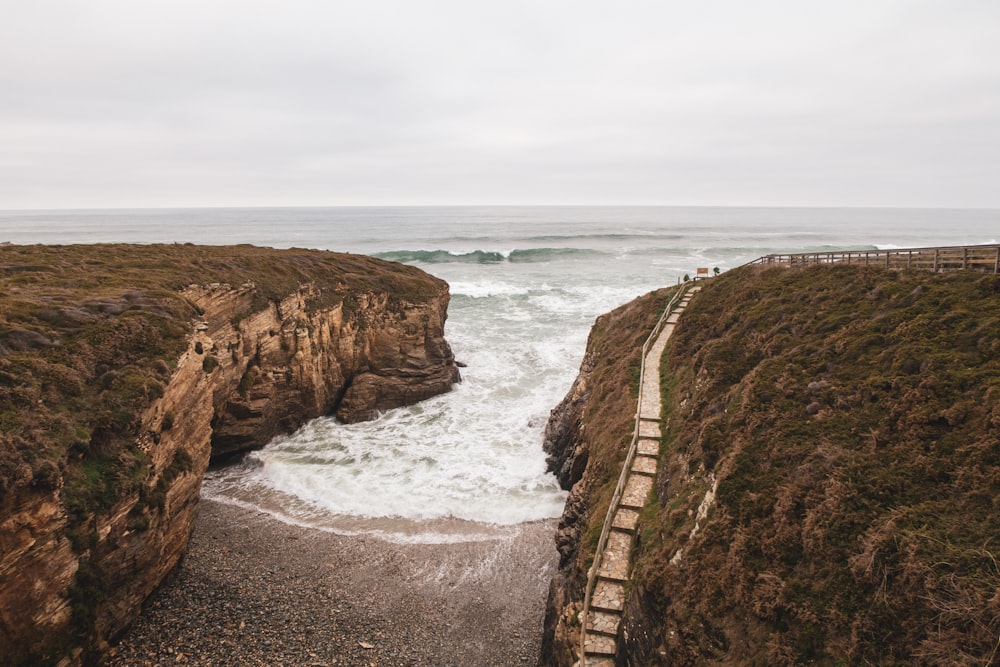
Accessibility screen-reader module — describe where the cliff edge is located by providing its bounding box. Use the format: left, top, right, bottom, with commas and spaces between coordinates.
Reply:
0, 244, 460, 666
541, 265, 1000, 666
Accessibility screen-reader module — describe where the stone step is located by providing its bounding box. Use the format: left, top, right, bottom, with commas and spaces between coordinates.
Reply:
583, 658, 616, 667
621, 474, 653, 509
586, 610, 622, 636
632, 454, 657, 476
637, 437, 660, 456
591, 580, 625, 612
611, 507, 640, 532
638, 421, 661, 439
597, 531, 633, 581
583, 633, 617, 657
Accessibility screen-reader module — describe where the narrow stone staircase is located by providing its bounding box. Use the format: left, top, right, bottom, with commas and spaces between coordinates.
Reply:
579, 283, 699, 666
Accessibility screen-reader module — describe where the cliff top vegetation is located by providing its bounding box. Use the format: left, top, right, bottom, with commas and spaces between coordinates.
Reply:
0, 243, 446, 514
625, 264, 1000, 664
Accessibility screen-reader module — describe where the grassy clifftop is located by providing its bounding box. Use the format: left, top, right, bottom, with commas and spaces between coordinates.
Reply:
0, 243, 444, 514
626, 265, 1000, 664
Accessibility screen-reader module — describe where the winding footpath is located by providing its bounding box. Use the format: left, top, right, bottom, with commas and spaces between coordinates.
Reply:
580, 283, 700, 666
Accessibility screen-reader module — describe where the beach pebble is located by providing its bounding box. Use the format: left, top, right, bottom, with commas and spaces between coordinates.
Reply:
108, 500, 557, 666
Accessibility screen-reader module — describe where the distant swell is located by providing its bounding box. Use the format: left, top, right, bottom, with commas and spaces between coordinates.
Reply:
523, 233, 677, 242
377, 250, 505, 264
376, 248, 606, 264
510, 248, 605, 262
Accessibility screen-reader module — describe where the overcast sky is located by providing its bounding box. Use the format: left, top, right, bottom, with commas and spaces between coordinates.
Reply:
1, 1, 998, 209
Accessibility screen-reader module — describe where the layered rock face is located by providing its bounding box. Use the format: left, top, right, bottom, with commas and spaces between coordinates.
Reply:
194, 280, 459, 457
0, 245, 459, 666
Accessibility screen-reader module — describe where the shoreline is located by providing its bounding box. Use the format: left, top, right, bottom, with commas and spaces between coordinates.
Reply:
108, 500, 559, 666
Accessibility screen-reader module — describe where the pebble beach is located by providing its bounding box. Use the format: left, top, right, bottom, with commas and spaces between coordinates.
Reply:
108, 500, 559, 667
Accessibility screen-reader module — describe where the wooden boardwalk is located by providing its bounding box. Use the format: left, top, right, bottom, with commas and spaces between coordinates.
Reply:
578, 284, 699, 666
749, 243, 1000, 273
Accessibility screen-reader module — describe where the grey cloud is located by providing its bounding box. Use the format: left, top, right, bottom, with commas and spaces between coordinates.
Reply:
1, 0, 999, 208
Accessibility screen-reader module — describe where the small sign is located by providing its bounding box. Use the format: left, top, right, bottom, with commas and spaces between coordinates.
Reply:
696, 267, 709, 275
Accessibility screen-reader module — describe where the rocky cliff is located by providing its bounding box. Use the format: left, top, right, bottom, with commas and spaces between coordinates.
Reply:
541, 265, 1000, 666
0, 244, 459, 666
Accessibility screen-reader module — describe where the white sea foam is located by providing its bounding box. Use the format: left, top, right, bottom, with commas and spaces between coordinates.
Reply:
448, 280, 526, 299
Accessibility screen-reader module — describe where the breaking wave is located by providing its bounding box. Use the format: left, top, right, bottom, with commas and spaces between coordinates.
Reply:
375, 247, 606, 264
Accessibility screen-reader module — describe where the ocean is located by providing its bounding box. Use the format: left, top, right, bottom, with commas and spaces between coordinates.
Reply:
2, 206, 996, 541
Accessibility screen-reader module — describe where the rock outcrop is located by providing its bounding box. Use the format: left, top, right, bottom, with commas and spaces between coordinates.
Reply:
0, 244, 460, 666
192, 280, 459, 458
542, 352, 593, 491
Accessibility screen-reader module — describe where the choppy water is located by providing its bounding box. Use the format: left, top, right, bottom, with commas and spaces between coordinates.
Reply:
2, 206, 996, 541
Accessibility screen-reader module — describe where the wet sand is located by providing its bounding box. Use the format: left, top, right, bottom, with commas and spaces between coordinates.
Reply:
108, 500, 559, 666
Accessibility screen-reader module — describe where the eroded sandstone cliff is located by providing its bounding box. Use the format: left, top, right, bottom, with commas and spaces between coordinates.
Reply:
192, 279, 459, 457
0, 244, 459, 666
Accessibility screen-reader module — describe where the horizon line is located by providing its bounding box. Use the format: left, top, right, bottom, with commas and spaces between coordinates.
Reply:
3, 203, 999, 213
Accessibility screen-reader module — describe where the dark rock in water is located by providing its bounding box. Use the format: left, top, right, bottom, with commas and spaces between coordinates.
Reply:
543, 353, 594, 491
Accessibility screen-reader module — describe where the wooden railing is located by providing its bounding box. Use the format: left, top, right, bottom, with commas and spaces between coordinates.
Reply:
748, 243, 1000, 273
